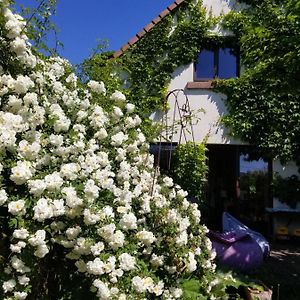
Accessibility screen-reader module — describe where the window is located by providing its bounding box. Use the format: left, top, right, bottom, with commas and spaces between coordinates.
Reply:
195, 47, 238, 81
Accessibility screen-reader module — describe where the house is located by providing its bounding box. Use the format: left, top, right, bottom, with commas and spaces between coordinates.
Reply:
111, 0, 300, 236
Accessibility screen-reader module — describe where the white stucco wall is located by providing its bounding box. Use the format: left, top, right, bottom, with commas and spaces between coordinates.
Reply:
150, 0, 245, 145
151, 62, 242, 144
202, 0, 245, 16
273, 160, 300, 218
273, 160, 298, 178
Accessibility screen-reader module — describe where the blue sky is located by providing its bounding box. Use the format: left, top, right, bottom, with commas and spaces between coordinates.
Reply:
16, 0, 172, 64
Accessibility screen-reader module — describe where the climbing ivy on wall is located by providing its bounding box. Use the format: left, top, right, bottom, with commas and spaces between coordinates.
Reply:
83, 0, 214, 138
84, 0, 300, 167
216, 0, 300, 164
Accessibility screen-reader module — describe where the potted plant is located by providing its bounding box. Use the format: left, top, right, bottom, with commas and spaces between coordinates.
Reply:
245, 283, 272, 300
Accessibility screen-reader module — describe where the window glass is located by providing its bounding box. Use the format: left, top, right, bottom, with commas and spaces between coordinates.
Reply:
218, 48, 237, 79
195, 50, 215, 79
238, 154, 269, 233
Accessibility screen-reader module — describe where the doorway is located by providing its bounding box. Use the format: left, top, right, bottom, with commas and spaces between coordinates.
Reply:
206, 144, 271, 234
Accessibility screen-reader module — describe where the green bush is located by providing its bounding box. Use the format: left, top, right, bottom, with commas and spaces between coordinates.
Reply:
273, 173, 300, 208
172, 142, 208, 207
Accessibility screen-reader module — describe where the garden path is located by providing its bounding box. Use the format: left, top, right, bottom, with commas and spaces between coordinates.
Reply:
254, 242, 300, 300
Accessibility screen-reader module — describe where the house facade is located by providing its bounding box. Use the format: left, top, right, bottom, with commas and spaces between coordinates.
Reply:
112, 0, 300, 236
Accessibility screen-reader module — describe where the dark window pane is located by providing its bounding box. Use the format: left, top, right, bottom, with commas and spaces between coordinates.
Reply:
218, 48, 237, 78
195, 50, 215, 79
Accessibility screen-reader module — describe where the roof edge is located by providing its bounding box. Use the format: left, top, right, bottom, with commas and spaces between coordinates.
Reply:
111, 0, 185, 59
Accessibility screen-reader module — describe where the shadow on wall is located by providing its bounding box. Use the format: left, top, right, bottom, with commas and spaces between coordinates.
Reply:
151, 86, 241, 145
184, 88, 237, 144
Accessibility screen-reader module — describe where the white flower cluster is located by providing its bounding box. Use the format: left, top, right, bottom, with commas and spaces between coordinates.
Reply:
0, 3, 218, 299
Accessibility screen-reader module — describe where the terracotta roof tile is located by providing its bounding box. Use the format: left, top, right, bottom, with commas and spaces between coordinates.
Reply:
168, 3, 178, 11
121, 44, 130, 52
159, 8, 171, 18
128, 36, 139, 46
144, 22, 155, 32
112, 50, 123, 58
137, 29, 147, 38
112, 0, 185, 58
152, 16, 162, 24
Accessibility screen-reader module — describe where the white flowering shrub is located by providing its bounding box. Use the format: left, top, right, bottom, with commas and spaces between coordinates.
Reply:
0, 2, 225, 299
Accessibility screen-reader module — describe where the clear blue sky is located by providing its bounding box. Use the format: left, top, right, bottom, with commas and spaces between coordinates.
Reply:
16, 0, 173, 64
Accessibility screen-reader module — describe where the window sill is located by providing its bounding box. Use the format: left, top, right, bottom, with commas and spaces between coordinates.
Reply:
186, 81, 214, 89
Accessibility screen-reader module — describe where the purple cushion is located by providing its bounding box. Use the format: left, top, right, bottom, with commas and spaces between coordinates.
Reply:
208, 230, 249, 244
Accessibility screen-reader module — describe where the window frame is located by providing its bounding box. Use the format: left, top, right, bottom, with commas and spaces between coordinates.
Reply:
194, 47, 240, 82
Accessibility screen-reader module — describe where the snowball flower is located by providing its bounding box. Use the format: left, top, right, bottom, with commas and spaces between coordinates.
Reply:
186, 252, 197, 273
110, 91, 126, 103
163, 176, 174, 187
84, 179, 100, 200
126, 103, 135, 113
34, 244, 49, 258
93, 279, 111, 300
11, 256, 29, 273
13, 75, 34, 94
10, 241, 26, 253
86, 258, 105, 275
111, 132, 128, 146
28, 179, 47, 196
2, 279, 16, 293
119, 253, 136, 271
150, 254, 164, 267
91, 242, 105, 256
136, 229, 156, 246
44, 172, 64, 191
94, 128, 108, 140
112, 106, 123, 119
65, 226, 82, 240
33, 198, 53, 222
13, 228, 29, 240
119, 212, 137, 230
170, 287, 183, 298
28, 230, 46, 246
108, 230, 125, 250
87, 80, 106, 94
49, 134, 64, 147
18, 275, 30, 286
60, 163, 80, 180
13, 291, 28, 300
0, 189, 8, 205
18, 140, 41, 160
132, 276, 155, 293
10, 161, 33, 185
8, 200, 26, 215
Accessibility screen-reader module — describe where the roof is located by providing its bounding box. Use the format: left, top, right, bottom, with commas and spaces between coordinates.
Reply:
112, 0, 185, 58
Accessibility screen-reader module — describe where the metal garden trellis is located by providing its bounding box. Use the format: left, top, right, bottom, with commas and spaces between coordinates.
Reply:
150, 89, 196, 195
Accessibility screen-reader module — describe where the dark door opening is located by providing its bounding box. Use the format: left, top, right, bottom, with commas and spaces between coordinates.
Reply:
207, 145, 240, 229
207, 145, 272, 235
